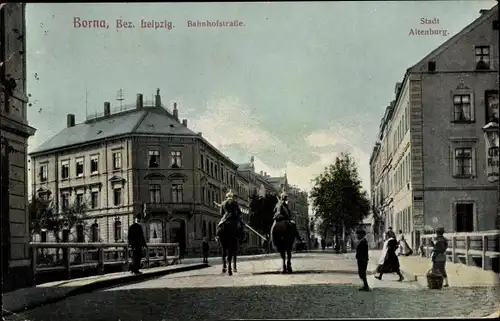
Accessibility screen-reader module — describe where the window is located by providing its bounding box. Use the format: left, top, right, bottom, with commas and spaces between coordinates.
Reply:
61, 160, 69, 179
485, 90, 499, 123
170, 151, 182, 168
215, 165, 218, 178
90, 155, 99, 174
114, 220, 122, 241
91, 220, 99, 242
200, 155, 204, 169
202, 220, 207, 237
112, 152, 122, 170
39, 164, 48, 182
61, 193, 70, 210
91, 191, 99, 209
475, 46, 490, 69
149, 184, 161, 203
455, 203, 474, 232
76, 158, 84, 177
201, 187, 206, 204
149, 150, 160, 168
113, 188, 122, 206
453, 94, 472, 121
172, 184, 183, 203
76, 224, 84, 242
205, 159, 209, 172
454, 148, 473, 177
76, 193, 84, 208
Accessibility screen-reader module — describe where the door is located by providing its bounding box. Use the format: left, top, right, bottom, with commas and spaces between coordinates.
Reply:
170, 219, 186, 257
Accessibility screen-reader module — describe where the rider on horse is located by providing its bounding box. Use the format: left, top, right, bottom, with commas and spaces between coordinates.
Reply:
216, 189, 245, 242
270, 191, 303, 242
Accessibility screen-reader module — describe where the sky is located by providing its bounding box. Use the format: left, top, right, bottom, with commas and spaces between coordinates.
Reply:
25, 1, 497, 196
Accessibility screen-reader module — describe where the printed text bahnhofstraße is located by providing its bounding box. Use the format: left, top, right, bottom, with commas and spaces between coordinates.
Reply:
187, 20, 245, 27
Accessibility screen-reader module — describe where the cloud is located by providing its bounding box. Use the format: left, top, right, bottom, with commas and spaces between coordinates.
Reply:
187, 97, 372, 196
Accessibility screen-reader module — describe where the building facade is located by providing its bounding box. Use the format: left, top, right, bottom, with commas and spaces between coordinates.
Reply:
29, 90, 308, 255
1, 3, 37, 292
370, 7, 499, 249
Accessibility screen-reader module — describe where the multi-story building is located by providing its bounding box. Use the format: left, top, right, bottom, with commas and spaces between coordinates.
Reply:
1, 3, 37, 292
29, 90, 307, 255
370, 6, 499, 249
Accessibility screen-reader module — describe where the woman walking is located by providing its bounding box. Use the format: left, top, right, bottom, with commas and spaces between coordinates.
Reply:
430, 227, 449, 287
375, 231, 404, 282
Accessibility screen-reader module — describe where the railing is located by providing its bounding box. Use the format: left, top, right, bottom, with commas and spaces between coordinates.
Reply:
30, 242, 180, 281
420, 230, 500, 271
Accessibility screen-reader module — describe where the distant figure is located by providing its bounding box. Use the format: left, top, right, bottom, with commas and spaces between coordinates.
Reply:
386, 227, 397, 240
202, 237, 209, 263
128, 214, 147, 275
430, 227, 449, 287
356, 229, 370, 291
321, 239, 326, 251
398, 230, 413, 256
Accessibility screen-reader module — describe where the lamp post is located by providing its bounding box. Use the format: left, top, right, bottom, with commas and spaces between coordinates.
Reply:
482, 121, 499, 229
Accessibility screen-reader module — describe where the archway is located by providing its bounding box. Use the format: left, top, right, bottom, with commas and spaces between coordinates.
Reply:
170, 219, 186, 257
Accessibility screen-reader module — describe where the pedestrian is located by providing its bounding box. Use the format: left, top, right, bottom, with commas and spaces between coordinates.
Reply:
374, 231, 404, 282
355, 228, 370, 291
430, 227, 449, 287
321, 238, 326, 251
128, 214, 147, 275
386, 226, 397, 240
202, 237, 209, 263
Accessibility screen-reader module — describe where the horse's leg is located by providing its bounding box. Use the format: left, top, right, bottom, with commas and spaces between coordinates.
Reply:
227, 247, 233, 276
280, 248, 287, 274
233, 253, 237, 272
286, 247, 293, 273
222, 247, 227, 274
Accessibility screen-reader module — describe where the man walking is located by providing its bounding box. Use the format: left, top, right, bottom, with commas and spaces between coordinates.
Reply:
202, 237, 209, 263
128, 214, 147, 275
356, 229, 370, 291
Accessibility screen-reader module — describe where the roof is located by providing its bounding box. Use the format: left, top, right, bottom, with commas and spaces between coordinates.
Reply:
409, 5, 498, 72
29, 107, 198, 155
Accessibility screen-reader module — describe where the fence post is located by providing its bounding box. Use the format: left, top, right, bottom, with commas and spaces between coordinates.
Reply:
31, 245, 37, 283
97, 247, 105, 275
145, 246, 150, 268
65, 246, 71, 280
123, 245, 129, 272
164, 245, 169, 265
482, 235, 490, 270
451, 235, 457, 263
465, 235, 471, 266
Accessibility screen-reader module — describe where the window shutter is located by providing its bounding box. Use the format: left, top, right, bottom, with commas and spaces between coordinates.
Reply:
470, 93, 475, 121
451, 147, 458, 177
472, 147, 477, 177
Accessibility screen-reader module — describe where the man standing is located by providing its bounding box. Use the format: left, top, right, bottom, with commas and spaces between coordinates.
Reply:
202, 237, 209, 263
356, 228, 370, 291
216, 190, 245, 241
270, 192, 303, 242
128, 214, 147, 275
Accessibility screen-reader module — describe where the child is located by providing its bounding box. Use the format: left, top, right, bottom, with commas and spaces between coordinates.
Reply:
356, 229, 370, 291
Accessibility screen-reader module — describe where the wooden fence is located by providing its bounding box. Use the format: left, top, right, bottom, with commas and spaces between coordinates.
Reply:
30, 242, 180, 281
420, 230, 500, 271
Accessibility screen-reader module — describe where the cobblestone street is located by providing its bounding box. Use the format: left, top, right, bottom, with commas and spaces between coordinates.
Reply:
6, 253, 499, 320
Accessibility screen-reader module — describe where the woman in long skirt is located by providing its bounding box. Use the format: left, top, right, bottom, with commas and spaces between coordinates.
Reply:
375, 233, 404, 281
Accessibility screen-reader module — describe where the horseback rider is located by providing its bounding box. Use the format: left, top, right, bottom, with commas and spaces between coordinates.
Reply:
270, 191, 303, 242
216, 189, 245, 242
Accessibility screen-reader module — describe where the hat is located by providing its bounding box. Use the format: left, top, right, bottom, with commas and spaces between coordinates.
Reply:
280, 191, 288, 199
226, 189, 234, 199
435, 227, 445, 235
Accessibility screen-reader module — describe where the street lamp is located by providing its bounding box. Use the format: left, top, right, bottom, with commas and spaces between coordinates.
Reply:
482, 121, 499, 229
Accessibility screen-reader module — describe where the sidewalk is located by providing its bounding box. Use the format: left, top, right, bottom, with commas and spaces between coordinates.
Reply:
180, 252, 280, 265
369, 250, 500, 287
2, 262, 208, 317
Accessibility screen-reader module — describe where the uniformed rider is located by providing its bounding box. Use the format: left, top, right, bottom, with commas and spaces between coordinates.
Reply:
270, 191, 303, 242
216, 189, 245, 242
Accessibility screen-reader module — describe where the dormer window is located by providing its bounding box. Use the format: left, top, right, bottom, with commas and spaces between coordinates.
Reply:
170, 151, 182, 168
475, 46, 490, 70
148, 150, 160, 168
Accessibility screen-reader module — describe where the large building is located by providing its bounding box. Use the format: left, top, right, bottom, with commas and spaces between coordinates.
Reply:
370, 6, 499, 249
29, 90, 308, 254
1, 3, 37, 292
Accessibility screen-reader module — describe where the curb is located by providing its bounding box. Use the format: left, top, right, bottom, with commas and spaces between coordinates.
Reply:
4, 263, 209, 316
484, 310, 500, 318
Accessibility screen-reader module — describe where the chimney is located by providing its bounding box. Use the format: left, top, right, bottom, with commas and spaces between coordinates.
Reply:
67, 114, 75, 128
173, 102, 179, 120
394, 82, 402, 96
136, 93, 143, 109
104, 102, 111, 116
155, 88, 161, 107
182, 119, 187, 127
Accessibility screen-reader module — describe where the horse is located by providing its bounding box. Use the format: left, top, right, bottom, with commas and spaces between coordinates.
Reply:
218, 221, 240, 276
272, 220, 297, 274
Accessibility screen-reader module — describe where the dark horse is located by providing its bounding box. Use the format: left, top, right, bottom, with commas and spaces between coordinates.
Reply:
218, 222, 239, 276
272, 220, 296, 274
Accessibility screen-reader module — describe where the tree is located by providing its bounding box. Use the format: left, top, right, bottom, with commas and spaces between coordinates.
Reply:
29, 196, 91, 243
249, 192, 279, 235
310, 152, 371, 248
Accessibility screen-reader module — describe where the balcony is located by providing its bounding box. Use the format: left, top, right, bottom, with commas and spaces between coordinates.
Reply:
144, 202, 192, 217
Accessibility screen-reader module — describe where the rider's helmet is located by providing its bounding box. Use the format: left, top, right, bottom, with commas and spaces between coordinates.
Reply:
226, 189, 234, 200
280, 191, 288, 200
